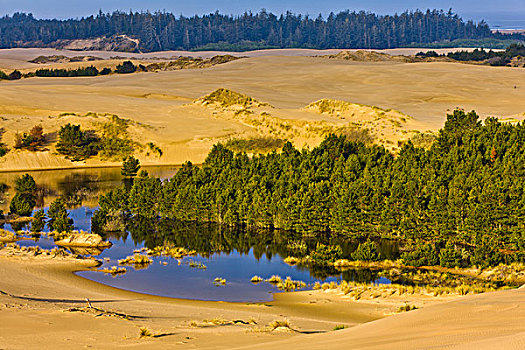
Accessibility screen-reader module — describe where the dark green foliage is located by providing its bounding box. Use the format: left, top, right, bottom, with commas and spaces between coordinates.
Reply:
402, 242, 439, 267
470, 237, 504, 268
47, 198, 73, 233
115, 61, 136, 74
100, 67, 112, 75
121, 156, 141, 178
14, 124, 46, 151
408, 38, 522, 50
351, 240, 381, 261
0, 10, 495, 52
56, 123, 99, 161
0, 145, 8, 157
438, 242, 463, 268
31, 209, 46, 232
0, 70, 8, 80
10, 174, 37, 216
14, 173, 36, 194
416, 50, 439, 58
10, 193, 35, 217
35, 65, 99, 77
8, 70, 21, 80
420, 44, 525, 66
309, 243, 343, 265
93, 109, 525, 267
92, 187, 129, 232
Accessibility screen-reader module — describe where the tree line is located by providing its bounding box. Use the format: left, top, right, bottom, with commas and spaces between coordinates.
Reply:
91, 109, 525, 266
417, 43, 525, 66
0, 9, 495, 51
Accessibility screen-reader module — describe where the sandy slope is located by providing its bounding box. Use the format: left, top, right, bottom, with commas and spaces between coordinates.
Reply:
236, 286, 525, 350
0, 47, 484, 70
0, 252, 522, 349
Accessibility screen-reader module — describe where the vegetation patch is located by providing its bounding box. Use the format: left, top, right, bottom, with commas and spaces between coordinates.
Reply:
98, 266, 127, 276
195, 88, 270, 109
14, 125, 46, 151
118, 254, 153, 267
224, 136, 285, 153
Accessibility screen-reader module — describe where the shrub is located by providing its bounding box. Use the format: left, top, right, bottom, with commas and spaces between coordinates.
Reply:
14, 125, 46, 151
146, 142, 163, 157
115, 61, 137, 74
309, 243, 343, 265
121, 156, 141, 177
97, 116, 135, 160
48, 198, 74, 233
8, 70, 21, 80
351, 240, 381, 261
35, 66, 99, 77
10, 174, 37, 216
0, 70, 8, 80
56, 123, 99, 161
10, 193, 35, 216
100, 67, 112, 75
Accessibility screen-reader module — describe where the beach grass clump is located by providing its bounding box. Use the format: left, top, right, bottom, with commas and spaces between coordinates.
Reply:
149, 245, 196, 259
118, 254, 152, 267
214, 277, 227, 286
250, 275, 264, 284
333, 325, 347, 331
98, 266, 127, 276
313, 281, 321, 290
397, 304, 418, 313
283, 256, 301, 265
276, 277, 306, 291
139, 327, 153, 338
266, 275, 282, 284
188, 259, 207, 269
269, 320, 292, 331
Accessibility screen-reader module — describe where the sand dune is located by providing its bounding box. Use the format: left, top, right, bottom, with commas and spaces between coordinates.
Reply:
0, 50, 524, 171
235, 287, 525, 350
0, 250, 522, 349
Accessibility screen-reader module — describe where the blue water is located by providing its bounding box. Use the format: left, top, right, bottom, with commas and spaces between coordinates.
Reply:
16, 228, 391, 302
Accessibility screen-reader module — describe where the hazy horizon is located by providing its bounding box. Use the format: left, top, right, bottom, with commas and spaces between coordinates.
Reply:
1, 0, 524, 29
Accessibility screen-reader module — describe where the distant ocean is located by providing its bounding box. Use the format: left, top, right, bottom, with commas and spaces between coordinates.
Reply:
462, 12, 525, 30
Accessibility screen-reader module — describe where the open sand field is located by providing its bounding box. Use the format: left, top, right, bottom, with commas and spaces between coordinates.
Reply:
0, 48, 524, 171
0, 248, 523, 350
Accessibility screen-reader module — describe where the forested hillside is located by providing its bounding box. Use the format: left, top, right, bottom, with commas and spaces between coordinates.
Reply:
0, 9, 494, 51
93, 110, 525, 266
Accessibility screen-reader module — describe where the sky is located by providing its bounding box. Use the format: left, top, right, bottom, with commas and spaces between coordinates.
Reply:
1, 0, 524, 28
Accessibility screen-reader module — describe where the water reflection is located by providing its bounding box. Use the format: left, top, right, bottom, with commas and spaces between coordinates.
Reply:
0, 166, 179, 212
4, 167, 399, 302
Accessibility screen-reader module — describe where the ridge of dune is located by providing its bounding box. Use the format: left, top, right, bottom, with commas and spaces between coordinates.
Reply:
233, 286, 525, 350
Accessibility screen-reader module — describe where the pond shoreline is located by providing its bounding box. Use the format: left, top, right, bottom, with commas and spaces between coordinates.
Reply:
0, 250, 415, 349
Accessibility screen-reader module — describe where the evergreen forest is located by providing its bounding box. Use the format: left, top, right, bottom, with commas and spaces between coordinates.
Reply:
92, 110, 525, 267
0, 10, 498, 52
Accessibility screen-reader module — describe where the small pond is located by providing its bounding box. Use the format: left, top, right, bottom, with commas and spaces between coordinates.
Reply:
4, 167, 397, 302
